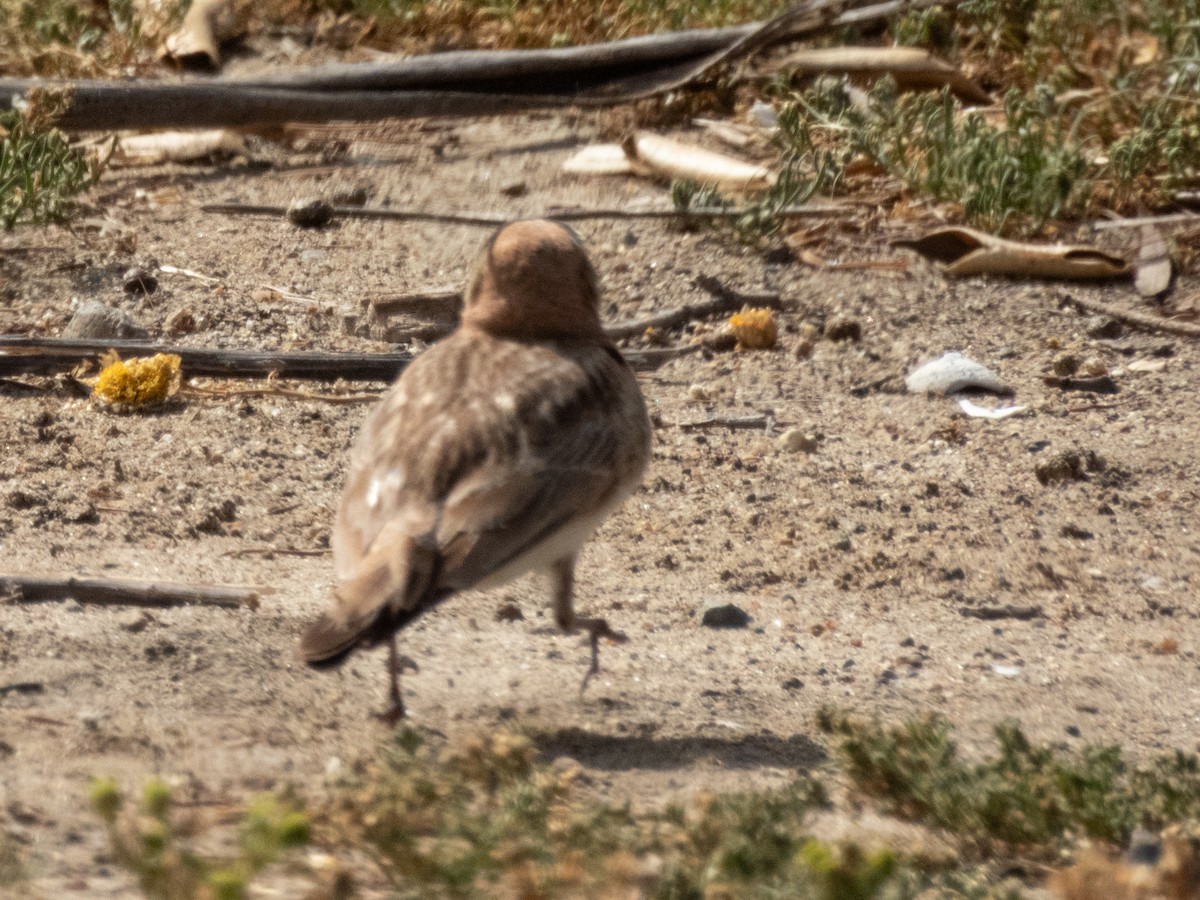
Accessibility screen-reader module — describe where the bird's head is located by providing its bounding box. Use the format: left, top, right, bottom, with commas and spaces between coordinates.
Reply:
461, 219, 605, 341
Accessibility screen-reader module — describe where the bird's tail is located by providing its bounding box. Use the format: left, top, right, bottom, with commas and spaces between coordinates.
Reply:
298, 523, 435, 667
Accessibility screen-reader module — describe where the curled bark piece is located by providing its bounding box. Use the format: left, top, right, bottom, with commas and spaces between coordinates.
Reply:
562, 144, 636, 176
895, 227, 1131, 280
158, 0, 248, 71
774, 46, 990, 104
622, 132, 776, 190
114, 129, 247, 165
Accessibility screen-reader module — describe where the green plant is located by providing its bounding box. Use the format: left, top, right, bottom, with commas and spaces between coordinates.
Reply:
0, 94, 105, 230
819, 709, 1200, 854
90, 776, 311, 900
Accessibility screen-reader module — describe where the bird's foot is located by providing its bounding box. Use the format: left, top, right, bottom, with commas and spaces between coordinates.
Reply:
577, 617, 627, 694
374, 696, 407, 727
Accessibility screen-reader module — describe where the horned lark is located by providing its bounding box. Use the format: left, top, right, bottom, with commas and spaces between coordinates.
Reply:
300, 219, 652, 721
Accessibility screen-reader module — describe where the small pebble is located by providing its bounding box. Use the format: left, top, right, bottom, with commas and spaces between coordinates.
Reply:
122, 266, 157, 295
1052, 354, 1081, 377
286, 198, 335, 228
62, 302, 149, 340
776, 428, 817, 454
701, 601, 751, 629
499, 180, 528, 197
687, 384, 711, 402
824, 313, 862, 342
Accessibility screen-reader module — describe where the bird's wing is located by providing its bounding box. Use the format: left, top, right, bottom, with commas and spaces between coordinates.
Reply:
300, 335, 647, 664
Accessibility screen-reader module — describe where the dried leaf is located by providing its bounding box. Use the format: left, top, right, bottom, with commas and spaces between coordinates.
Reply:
561, 144, 635, 176
895, 227, 1131, 280
158, 0, 249, 71
773, 46, 990, 105
625, 132, 775, 191
114, 129, 247, 165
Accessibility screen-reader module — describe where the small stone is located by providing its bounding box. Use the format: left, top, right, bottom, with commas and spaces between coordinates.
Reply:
687, 384, 711, 402
701, 601, 751, 629
776, 428, 817, 454
62, 302, 149, 340
286, 197, 335, 228
1085, 316, 1123, 339
824, 313, 862, 342
1051, 354, 1081, 377
63, 598, 83, 613
122, 266, 158, 295
119, 610, 153, 633
1065, 724, 1081, 738
78, 710, 102, 730
781, 677, 804, 690
1079, 356, 1108, 377
1035, 449, 1106, 485
499, 180, 528, 197
495, 602, 524, 622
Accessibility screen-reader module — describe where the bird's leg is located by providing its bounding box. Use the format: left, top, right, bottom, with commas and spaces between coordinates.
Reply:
551, 556, 627, 693
374, 635, 418, 726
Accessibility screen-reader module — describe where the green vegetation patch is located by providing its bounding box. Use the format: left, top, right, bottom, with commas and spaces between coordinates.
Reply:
820, 709, 1200, 854
0, 92, 105, 229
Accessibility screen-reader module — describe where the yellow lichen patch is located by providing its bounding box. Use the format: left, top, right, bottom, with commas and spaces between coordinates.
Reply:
93, 353, 181, 408
729, 306, 778, 350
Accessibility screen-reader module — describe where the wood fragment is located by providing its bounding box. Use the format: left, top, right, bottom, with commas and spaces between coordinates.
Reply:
1064, 294, 1200, 338
0, 337, 413, 381
0, 575, 261, 610
959, 604, 1043, 621
0, 681, 44, 697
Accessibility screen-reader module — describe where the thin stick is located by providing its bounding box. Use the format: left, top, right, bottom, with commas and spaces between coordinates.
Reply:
183, 384, 382, 404
0, 336, 684, 378
1064, 294, 1200, 338
0, 337, 413, 381
199, 203, 853, 225
0, 575, 261, 610
1091, 212, 1200, 230
220, 546, 330, 558
607, 278, 782, 339
678, 413, 777, 430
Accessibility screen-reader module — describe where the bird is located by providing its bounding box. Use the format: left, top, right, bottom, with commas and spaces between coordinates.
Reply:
299, 219, 652, 722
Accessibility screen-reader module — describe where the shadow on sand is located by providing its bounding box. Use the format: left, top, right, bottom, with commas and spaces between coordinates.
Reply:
533, 727, 825, 773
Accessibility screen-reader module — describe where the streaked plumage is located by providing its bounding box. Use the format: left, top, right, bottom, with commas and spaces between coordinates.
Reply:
300, 220, 651, 720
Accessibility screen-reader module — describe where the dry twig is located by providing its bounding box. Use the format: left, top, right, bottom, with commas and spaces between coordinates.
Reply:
0, 575, 261, 610
199, 203, 851, 225
1064, 294, 1200, 338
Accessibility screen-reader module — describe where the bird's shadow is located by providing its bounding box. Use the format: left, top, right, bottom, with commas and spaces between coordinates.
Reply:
532, 727, 825, 773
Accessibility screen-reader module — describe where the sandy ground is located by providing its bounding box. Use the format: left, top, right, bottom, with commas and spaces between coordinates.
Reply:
2, 99, 1199, 896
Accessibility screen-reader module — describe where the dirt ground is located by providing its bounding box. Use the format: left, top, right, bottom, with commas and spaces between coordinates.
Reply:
2, 96, 1199, 896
